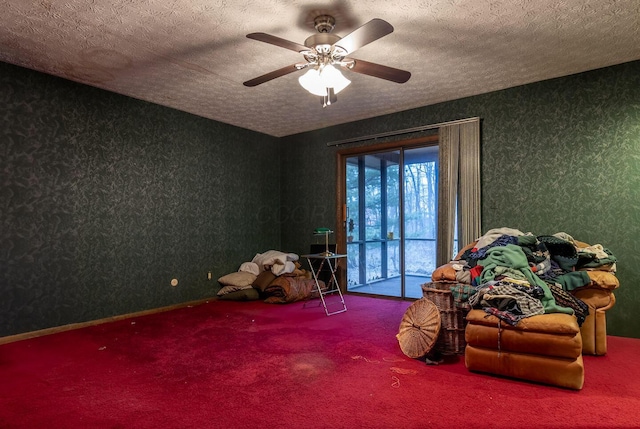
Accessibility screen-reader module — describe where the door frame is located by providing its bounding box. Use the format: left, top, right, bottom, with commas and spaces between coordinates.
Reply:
335, 134, 439, 293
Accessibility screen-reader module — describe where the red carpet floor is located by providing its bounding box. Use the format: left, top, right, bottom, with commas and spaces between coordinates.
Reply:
1, 295, 639, 428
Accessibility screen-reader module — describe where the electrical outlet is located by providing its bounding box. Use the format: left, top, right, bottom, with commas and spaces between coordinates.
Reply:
207, 271, 212, 280
171, 278, 178, 287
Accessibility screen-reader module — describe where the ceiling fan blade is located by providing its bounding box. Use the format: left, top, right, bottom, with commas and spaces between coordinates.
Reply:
246, 33, 310, 53
243, 64, 302, 87
344, 58, 411, 83
334, 19, 394, 54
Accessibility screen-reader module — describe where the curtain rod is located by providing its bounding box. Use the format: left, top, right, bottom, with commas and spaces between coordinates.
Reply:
326, 117, 480, 147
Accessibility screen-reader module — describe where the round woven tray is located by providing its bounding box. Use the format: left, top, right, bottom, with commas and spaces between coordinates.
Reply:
397, 298, 442, 359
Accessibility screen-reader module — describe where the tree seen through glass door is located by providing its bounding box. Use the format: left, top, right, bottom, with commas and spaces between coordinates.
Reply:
345, 146, 438, 298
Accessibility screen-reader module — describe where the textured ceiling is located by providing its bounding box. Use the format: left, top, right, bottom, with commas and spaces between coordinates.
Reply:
1, 0, 639, 137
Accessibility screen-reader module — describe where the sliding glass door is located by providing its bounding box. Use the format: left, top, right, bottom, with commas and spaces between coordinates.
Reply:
403, 146, 440, 298
345, 145, 439, 299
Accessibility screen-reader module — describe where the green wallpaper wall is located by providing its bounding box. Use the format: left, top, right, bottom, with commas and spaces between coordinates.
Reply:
3, 59, 639, 339
280, 60, 640, 339
1, 62, 280, 337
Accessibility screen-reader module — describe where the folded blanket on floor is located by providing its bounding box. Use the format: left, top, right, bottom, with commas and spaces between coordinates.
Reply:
251, 250, 299, 275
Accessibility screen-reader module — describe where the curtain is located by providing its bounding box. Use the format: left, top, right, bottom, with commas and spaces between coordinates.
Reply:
436, 119, 481, 266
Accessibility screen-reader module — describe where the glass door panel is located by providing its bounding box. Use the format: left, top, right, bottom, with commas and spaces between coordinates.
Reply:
345, 145, 439, 299
346, 151, 401, 297
346, 160, 360, 289
403, 146, 439, 298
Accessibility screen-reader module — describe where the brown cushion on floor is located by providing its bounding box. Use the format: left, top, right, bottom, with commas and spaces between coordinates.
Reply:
465, 322, 582, 359
465, 345, 584, 390
465, 309, 579, 335
464, 309, 585, 390
252, 271, 277, 291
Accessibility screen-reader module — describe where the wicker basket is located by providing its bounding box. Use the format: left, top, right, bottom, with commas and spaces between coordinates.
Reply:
397, 298, 441, 359
421, 281, 468, 355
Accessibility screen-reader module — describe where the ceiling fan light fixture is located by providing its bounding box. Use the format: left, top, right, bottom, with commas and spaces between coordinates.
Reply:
298, 64, 351, 97
245, 16, 410, 106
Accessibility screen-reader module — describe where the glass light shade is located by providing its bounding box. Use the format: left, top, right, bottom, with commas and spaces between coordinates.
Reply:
299, 65, 351, 96
298, 69, 327, 96
320, 64, 350, 94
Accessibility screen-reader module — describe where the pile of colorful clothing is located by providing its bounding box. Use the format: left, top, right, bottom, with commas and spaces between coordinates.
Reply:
439, 227, 617, 326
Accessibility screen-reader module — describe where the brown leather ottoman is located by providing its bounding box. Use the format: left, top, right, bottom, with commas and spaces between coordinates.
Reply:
464, 309, 584, 390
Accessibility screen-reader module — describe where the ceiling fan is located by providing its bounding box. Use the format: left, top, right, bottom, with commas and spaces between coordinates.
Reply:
243, 15, 411, 107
